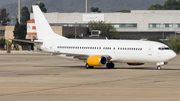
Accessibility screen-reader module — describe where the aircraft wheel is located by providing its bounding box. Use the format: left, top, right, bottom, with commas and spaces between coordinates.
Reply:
157, 66, 161, 70
106, 63, 110, 69
85, 63, 94, 69
110, 62, 115, 68
106, 62, 115, 69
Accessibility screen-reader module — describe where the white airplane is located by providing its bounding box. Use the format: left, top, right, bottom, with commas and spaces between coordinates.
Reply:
12, 5, 177, 70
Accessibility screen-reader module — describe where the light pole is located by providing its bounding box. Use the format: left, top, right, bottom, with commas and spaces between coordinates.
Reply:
18, 0, 21, 23
86, 0, 88, 13
75, 22, 77, 39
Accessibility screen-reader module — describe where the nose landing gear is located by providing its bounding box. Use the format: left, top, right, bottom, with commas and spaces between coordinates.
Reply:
157, 66, 161, 70
156, 62, 165, 70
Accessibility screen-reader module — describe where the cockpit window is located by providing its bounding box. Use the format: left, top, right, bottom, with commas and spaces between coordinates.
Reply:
158, 47, 171, 50
164, 47, 171, 50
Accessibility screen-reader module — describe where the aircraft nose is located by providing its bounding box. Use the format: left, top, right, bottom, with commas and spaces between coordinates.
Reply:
170, 51, 177, 60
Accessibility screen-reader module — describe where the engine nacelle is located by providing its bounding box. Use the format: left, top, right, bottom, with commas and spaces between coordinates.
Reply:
87, 55, 107, 66
127, 63, 144, 66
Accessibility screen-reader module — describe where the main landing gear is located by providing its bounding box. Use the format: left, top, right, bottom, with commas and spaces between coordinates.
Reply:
157, 66, 162, 70
106, 62, 115, 69
85, 63, 94, 69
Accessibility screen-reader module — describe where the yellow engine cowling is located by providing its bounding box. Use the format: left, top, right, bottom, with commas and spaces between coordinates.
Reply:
87, 55, 107, 66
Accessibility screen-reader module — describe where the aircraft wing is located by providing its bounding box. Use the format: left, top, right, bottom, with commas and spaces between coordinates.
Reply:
60, 52, 112, 61
36, 50, 112, 61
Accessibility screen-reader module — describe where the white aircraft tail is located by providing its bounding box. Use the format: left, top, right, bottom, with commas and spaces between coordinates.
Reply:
32, 5, 67, 40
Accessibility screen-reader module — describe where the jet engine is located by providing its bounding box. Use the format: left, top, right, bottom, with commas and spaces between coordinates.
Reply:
127, 63, 144, 66
87, 55, 107, 66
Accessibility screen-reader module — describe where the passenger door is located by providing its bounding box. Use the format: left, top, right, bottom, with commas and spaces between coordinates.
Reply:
157, 47, 162, 61
148, 45, 153, 56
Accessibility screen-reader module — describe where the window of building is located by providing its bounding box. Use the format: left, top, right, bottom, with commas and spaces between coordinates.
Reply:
133, 24, 137, 27
119, 23, 137, 28
149, 23, 180, 28
178, 24, 180, 28
51, 23, 137, 28
0, 30, 5, 36
113, 24, 119, 28
152, 24, 156, 28
156, 24, 160, 28
165, 24, 169, 28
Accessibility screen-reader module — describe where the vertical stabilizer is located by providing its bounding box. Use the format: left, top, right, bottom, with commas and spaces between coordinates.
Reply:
32, 5, 67, 40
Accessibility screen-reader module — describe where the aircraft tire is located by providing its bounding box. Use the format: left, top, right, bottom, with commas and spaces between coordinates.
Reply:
106, 62, 115, 69
157, 66, 161, 70
85, 63, 94, 69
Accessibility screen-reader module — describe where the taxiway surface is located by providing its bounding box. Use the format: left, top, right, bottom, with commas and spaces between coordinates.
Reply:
0, 54, 180, 101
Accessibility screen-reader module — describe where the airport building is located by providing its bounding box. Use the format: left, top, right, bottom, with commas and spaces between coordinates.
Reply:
1, 10, 180, 50
30, 10, 180, 39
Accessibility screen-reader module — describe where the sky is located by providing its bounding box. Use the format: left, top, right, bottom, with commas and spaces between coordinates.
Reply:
0, 0, 26, 7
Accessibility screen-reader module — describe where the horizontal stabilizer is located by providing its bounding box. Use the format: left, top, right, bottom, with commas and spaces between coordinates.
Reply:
8, 39, 43, 44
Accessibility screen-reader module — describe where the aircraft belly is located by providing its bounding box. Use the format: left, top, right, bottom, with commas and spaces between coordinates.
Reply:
115, 51, 148, 63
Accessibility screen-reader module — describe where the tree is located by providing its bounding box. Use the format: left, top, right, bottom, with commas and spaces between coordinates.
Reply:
116, 10, 131, 13
0, 38, 5, 49
21, 6, 30, 24
167, 37, 180, 53
164, 0, 178, 10
177, 0, 180, 9
147, 37, 165, 43
147, 0, 180, 10
31, 2, 47, 13
147, 4, 163, 10
5, 40, 12, 52
0, 8, 10, 26
13, 19, 27, 46
90, 7, 101, 13
88, 21, 120, 39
